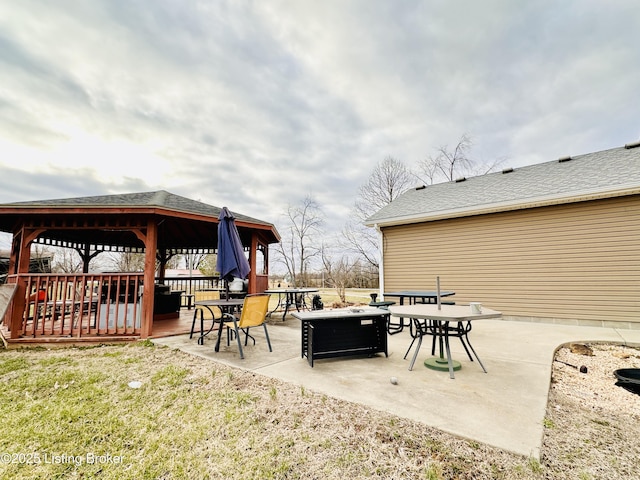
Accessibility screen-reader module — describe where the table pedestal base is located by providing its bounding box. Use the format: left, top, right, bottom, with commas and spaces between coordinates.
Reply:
424, 357, 461, 372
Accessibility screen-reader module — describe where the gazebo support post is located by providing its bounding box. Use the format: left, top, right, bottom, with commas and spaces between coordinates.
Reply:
140, 220, 158, 338
248, 234, 258, 295
7, 227, 45, 338
8, 228, 31, 338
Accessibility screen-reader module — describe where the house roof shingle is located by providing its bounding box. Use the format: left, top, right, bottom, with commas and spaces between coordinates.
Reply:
366, 143, 640, 227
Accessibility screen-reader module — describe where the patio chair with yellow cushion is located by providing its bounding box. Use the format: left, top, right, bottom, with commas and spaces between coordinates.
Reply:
222, 293, 272, 359
190, 290, 223, 341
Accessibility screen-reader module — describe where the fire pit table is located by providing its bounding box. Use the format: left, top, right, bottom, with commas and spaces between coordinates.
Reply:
292, 308, 390, 367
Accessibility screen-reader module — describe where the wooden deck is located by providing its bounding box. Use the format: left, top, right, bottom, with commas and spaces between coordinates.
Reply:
0, 305, 199, 346
1, 291, 287, 346
150, 308, 197, 338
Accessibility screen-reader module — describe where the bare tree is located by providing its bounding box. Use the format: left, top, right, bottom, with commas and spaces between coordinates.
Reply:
353, 156, 415, 221
180, 252, 210, 272
103, 251, 146, 272
165, 254, 182, 271
273, 196, 324, 287
30, 244, 53, 273
341, 223, 380, 269
197, 253, 218, 276
51, 247, 83, 273
343, 156, 415, 269
321, 245, 354, 304
417, 133, 504, 184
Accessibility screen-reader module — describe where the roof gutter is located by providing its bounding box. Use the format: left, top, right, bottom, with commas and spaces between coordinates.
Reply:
366, 184, 640, 228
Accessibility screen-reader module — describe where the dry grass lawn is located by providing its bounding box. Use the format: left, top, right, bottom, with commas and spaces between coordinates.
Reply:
1, 340, 639, 479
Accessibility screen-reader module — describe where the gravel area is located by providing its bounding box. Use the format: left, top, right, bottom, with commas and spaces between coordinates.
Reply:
541, 343, 640, 479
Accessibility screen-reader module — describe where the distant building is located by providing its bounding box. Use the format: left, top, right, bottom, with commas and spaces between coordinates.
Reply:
164, 269, 205, 278
0, 250, 52, 283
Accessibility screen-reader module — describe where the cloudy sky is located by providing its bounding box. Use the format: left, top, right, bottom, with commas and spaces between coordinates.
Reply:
1, 0, 639, 241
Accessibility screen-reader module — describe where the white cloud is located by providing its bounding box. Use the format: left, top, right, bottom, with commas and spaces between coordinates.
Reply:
0, 0, 638, 238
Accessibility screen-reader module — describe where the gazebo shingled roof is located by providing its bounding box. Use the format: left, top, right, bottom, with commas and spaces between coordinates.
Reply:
0, 190, 280, 253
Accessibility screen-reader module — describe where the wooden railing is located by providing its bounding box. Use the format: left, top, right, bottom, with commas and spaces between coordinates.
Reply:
5, 273, 144, 339
160, 275, 269, 295
157, 276, 220, 294
1, 273, 271, 341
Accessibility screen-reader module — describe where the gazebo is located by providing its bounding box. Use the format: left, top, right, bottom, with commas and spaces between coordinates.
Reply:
0, 190, 280, 344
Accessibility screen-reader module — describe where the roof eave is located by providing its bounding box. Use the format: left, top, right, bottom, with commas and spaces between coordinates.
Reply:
0, 205, 281, 242
366, 184, 640, 228
0, 204, 264, 224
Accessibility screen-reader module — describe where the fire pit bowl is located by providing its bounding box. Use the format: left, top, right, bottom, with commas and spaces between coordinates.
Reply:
614, 369, 640, 395
614, 369, 640, 384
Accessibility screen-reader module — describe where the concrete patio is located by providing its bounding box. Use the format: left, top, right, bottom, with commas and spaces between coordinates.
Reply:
152, 313, 640, 459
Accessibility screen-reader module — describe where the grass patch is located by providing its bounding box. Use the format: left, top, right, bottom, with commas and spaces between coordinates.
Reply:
0, 343, 544, 479
0, 356, 29, 375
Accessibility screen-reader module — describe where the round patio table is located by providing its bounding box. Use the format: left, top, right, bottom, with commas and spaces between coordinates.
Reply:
193, 298, 245, 347
264, 288, 319, 320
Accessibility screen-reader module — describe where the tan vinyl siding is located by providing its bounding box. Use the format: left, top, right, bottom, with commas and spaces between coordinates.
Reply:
381, 195, 640, 325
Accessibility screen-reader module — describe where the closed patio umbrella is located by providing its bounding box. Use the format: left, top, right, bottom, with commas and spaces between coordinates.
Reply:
216, 207, 250, 299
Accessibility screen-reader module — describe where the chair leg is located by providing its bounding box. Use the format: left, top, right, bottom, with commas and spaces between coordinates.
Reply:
404, 337, 418, 360
242, 328, 256, 346
451, 322, 475, 361
433, 323, 474, 361
263, 323, 272, 352
387, 316, 406, 335
197, 312, 206, 345
458, 335, 474, 361
189, 309, 201, 339
229, 318, 244, 359
407, 318, 431, 361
